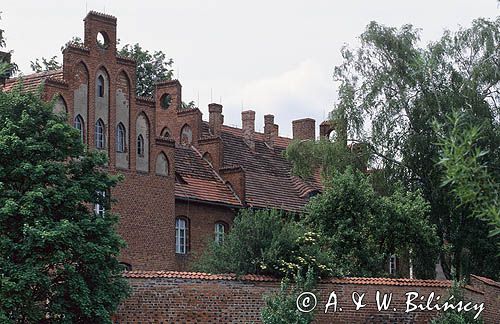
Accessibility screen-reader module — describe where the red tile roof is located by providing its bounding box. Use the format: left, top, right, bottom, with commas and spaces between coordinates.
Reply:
326, 277, 452, 288
2, 70, 64, 92
175, 145, 241, 207
123, 271, 480, 290
471, 274, 500, 288
123, 270, 278, 282
218, 124, 322, 212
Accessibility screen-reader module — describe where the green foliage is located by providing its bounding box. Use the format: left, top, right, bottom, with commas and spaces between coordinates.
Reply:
30, 55, 62, 73
284, 138, 357, 179
118, 43, 174, 97
181, 100, 196, 110
193, 209, 333, 278
0, 12, 18, 79
306, 167, 439, 278
0, 88, 129, 323
431, 281, 484, 324
287, 17, 500, 280
261, 269, 316, 324
436, 112, 499, 238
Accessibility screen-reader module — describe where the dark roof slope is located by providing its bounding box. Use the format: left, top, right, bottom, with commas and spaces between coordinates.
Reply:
175, 145, 241, 207
220, 124, 321, 212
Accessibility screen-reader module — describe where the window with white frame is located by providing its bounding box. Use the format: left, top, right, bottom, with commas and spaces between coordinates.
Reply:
389, 254, 397, 275
175, 217, 188, 254
94, 190, 106, 216
116, 123, 126, 153
95, 119, 105, 149
215, 222, 226, 244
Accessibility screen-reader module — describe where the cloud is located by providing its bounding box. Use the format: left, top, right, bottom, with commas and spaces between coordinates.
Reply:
223, 59, 336, 137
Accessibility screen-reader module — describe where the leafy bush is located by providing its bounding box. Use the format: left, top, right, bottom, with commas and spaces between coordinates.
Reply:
193, 209, 333, 278
261, 269, 317, 324
431, 281, 484, 324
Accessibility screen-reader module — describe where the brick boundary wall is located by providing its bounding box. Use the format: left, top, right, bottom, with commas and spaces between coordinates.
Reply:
114, 271, 499, 323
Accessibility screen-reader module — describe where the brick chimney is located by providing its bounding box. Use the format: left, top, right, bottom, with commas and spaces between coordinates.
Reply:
241, 110, 255, 150
292, 118, 315, 140
208, 103, 223, 136
264, 114, 278, 148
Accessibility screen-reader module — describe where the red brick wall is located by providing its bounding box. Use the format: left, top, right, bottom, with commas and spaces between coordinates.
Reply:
114, 274, 499, 324
174, 200, 236, 271
112, 170, 175, 270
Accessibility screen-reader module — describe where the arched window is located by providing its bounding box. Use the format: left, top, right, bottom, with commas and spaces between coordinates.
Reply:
95, 119, 105, 149
137, 134, 144, 156
73, 115, 84, 142
94, 190, 106, 216
180, 124, 193, 146
160, 127, 171, 138
175, 217, 188, 254
97, 75, 105, 97
215, 222, 226, 244
116, 123, 126, 153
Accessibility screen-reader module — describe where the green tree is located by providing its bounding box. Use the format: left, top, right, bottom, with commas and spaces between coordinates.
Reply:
118, 43, 174, 97
436, 112, 499, 238
306, 167, 439, 278
287, 17, 500, 280
0, 87, 129, 323
30, 56, 62, 73
431, 281, 484, 323
0, 12, 18, 80
193, 209, 334, 278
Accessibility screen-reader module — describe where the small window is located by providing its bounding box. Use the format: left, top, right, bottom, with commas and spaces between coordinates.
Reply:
215, 222, 226, 244
389, 254, 397, 275
116, 123, 126, 153
74, 115, 84, 142
160, 93, 172, 109
176, 218, 188, 254
137, 134, 144, 156
96, 31, 109, 49
160, 127, 171, 138
97, 75, 105, 97
95, 119, 105, 149
94, 190, 106, 216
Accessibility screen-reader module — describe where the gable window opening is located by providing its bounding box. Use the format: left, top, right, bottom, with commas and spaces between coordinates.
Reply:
94, 190, 106, 217
389, 254, 397, 275
215, 222, 225, 244
97, 75, 105, 97
74, 115, 84, 142
95, 119, 105, 149
175, 218, 188, 254
137, 134, 145, 156
116, 123, 126, 153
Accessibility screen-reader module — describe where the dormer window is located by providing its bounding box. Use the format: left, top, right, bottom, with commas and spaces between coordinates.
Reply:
97, 75, 105, 97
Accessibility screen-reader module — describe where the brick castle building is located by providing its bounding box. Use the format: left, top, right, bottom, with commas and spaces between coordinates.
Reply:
2, 11, 332, 272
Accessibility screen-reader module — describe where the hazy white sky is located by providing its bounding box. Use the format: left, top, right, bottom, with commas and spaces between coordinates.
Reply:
2, 1, 499, 136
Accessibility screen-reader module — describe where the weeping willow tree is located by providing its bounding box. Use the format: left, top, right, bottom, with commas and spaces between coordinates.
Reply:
286, 17, 500, 280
